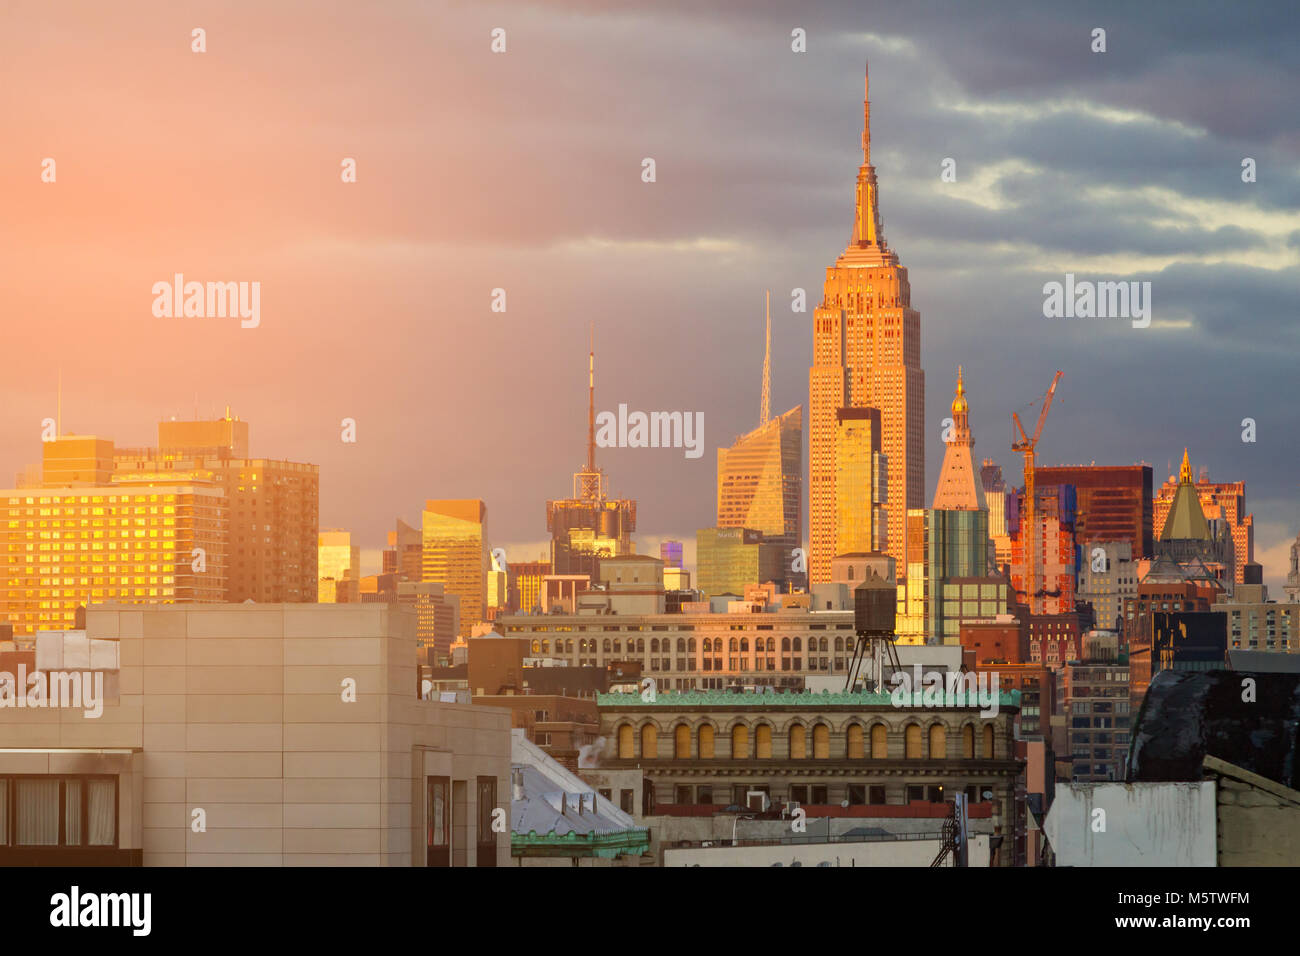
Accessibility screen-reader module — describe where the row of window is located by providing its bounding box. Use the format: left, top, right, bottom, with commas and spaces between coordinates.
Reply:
532, 636, 848, 655
616, 721, 996, 761
0, 776, 117, 849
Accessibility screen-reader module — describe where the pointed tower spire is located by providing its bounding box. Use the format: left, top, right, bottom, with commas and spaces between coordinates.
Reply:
849, 59, 888, 255
760, 290, 771, 427
862, 61, 871, 164
1179, 447, 1192, 484
587, 324, 596, 474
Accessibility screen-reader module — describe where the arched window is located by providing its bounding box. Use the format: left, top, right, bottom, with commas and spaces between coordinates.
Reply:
765, 638, 776, 652
602, 639, 611, 653
640, 723, 658, 759
792, 637, 802, 652
790, 724, 807, 759
781, 637, 791, 652
905, 723, 922, 759
846, 723, 864, 759
674, 724, 690, 759
703, 638, 712, 653
982, 724, 995, 759
541, 640, 550, 653
740, 638, 749, 652
870, 723, 888, 759
813, 723, 830, 759
613, 640, 621, 652
729, 638, 738, 652
819, 638, 828, 652
677, 638, 686, 653
962, 724, 975, 759
617, 724, 634, 759
929, 724, 946, 759
731, 724, 749, 759
688, 638, 696, 653
635, 639, 644, 653
531, 640, 541, 653
834, 637, 844, 652
698, 724, 715, 759
651, 638, 660, 653
755, 724, 772, 759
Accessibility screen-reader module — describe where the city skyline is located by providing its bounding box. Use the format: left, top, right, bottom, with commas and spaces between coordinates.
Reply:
3, 1, 1298, 595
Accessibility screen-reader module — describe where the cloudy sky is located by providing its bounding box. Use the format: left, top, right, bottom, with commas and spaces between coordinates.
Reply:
2, 0, 1297, 587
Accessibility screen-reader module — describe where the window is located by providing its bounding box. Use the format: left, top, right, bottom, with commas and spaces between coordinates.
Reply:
477, 776, 498, 867
789, 724, 806, 760
982, 724, 995, 759
810, 785, 828, 804
847, 784, 866, 805
812, 723, 829, 759
928, 724, 946, 759
619, 789, 634, 814
0, 776, 116, 850
731, 724, 749, 759
755, 724, 772, 759
640, 724, 658, 759
846, 723, 864, 759
698, 724, 715, 759
674, 724, 691, 759
789, 785, 808, 804
868, 785, 886, 805
870, 723, 888, 759
904, 724, 922, 759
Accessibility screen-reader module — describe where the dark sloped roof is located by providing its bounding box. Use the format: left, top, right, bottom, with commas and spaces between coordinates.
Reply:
1127, 669, 1300, 789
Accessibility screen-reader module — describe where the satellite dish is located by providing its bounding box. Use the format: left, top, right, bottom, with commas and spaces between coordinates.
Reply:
982, 790, 993, 801
840, 800, 849, 808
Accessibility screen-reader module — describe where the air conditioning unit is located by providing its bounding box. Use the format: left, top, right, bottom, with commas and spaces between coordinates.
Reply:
746, 791, 770, 812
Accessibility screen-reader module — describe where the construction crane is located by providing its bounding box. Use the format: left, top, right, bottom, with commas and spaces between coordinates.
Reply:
1011, 371, 1063, 612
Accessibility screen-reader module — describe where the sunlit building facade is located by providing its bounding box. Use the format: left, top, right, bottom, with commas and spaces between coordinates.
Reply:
717, 406, 803, 577
422, 499, 488, 639
0, 484, 227, 635
833, 408, 887, 557
1153, 462, 1253, 584
318, 529, 360, 603
111, 412, 318, 603
810, 65, 924, 582
696, 527, 784, 599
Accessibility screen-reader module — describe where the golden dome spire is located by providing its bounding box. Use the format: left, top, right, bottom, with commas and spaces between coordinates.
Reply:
1179, 447, 1193, 484
951, 365, 968, 415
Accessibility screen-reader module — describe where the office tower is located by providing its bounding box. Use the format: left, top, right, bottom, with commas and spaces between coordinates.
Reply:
833, 407, 887, 556
1008, 485, 1078, 616
810, 63, 924, 582
932, 369, 984, 511
509, 560, 550, 615
1076, 540, 1138, 633
1156, 450, 1235, 587
398, 580, 459, 657
1035, 464, 1153, 561
318, 530, 360, 603
695, 527, 784, 599
1153, 459, 1253, 583
546, 330, 636, 577
422, 499, 487, 639
981, 460, 1007, 537
718, 293, 804, 581
487, 568, 508, 612
383, 518, 422, 582
659, 541, 684, 570
717, 408, 803, 572
896, 508, 995, 644
112, 411, 319, 603
1061, 655, 1132, 782
1, 435, 227, 635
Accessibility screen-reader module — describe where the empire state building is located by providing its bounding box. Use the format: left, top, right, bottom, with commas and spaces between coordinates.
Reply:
809, 63, 924, 582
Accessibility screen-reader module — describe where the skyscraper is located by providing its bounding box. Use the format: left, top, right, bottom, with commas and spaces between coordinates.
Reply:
1035, 464, 1153, 561
546, 330, 636, 577
1, 436, 227, 635
932, 368, 984, 511
718, 297, 803, 579
810, 63, 924, 582
421, 499, 488, 639
113, 411, 319, 603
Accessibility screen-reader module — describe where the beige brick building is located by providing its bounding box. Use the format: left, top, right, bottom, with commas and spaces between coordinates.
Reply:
0, 603, 510, 866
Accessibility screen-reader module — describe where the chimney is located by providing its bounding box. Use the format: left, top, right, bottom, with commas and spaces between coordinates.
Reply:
510, 767, 524, 802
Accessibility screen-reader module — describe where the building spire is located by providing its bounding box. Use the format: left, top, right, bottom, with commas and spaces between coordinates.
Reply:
862, 61, 871, 164
851, 59, 886, 252
587, 323, 596, 474
760, 290, 771, 426
1179, 447, 1192, 484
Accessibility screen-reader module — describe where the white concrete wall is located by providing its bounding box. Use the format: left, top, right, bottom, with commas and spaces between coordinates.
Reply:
1044, 782, 1216, 867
